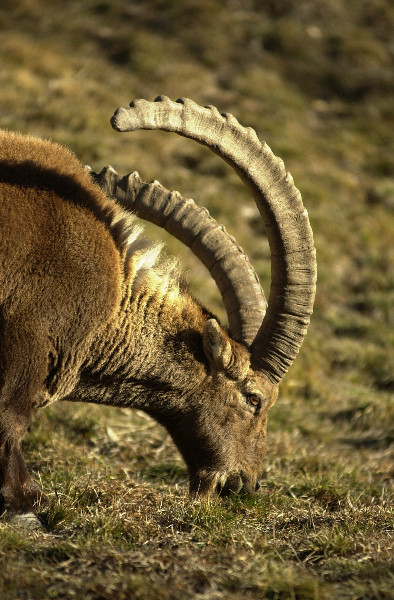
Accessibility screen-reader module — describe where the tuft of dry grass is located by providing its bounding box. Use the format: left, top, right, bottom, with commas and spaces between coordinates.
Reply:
1, 0, 393, 598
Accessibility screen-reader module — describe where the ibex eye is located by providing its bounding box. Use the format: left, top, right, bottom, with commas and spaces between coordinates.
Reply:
246, 394, 261, 408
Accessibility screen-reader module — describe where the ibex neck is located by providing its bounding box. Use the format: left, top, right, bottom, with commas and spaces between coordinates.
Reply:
77, 272, 210, 414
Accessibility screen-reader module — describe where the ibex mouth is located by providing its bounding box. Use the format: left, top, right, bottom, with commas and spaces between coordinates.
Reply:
190, 469, 259, 498
216, 472, 260, 497
216, 473, 243, 497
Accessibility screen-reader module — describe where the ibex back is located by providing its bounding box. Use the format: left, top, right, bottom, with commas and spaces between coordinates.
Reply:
0, 97, 316, 528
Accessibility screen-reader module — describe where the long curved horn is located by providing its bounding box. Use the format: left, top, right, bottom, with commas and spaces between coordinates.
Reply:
110, 96, 316, 383
89, 165, 267, 344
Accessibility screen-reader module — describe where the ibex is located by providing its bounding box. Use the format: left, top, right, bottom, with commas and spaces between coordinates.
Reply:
0, 97, 316, 528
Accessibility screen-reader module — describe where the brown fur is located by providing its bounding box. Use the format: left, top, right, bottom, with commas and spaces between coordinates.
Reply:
0, 131, 278, 524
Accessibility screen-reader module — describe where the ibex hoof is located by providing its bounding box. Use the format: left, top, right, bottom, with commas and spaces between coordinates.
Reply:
7, 512, 43, 530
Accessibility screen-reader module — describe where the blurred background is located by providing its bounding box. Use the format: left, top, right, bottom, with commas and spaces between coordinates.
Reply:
0, 0, 393, 452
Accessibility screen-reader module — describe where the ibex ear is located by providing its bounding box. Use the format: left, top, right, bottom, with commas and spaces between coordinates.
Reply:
202, 319, 232, 372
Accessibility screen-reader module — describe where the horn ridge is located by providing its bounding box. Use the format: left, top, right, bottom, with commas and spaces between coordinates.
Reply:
91, 169, 267, 344
110, 98, 316, 382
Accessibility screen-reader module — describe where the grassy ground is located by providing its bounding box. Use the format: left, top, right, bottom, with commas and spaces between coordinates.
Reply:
0, 1, 393, 598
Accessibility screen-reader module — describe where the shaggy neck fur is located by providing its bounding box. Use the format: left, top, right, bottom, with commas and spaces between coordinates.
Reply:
72, 229, 212, 414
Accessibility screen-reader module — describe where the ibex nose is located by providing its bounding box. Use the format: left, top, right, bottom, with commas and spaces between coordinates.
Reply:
255, 481, 261, 492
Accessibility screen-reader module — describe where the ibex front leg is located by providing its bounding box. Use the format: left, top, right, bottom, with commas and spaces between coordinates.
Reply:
0, 431, 46, 529
0, 326, 48, 529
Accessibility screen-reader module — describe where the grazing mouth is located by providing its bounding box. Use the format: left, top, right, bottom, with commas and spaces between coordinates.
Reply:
216, 473, 244, 497
190, 469, 259, 498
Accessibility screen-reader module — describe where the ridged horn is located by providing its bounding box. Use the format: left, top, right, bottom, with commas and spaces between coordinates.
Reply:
109, 96, 316, 384
89, 165, 267, 345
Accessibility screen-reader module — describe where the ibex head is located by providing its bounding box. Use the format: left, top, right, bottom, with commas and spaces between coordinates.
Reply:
91, 97, 316, 497
164, 319, 279, 496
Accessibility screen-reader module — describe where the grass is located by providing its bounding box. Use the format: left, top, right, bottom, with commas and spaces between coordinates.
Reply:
0, 0, 393, 598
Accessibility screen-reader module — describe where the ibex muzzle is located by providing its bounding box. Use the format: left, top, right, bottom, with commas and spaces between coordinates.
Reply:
0, 97, 316, 528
